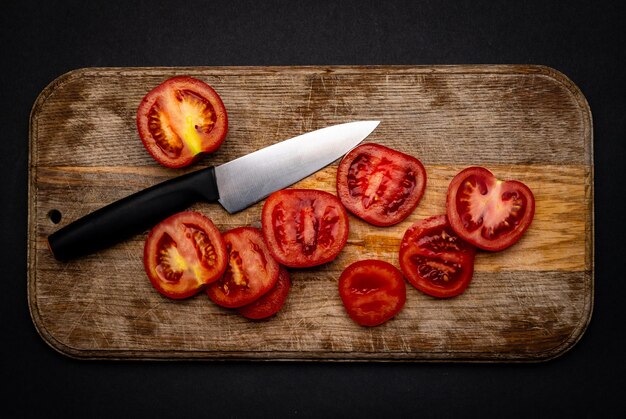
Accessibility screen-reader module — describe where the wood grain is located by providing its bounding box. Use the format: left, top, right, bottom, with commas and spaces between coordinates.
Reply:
28, 66, 593, 361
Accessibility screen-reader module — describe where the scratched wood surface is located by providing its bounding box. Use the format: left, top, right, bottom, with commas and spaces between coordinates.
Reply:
28, 66, 593, 361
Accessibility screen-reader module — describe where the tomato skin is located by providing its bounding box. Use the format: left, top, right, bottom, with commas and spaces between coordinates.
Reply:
261, 189, 349, 268
143, 211, 227, 300
338, 260, 406, 327
446, 167, 535, 251
206, 227, 280, 308
237, 267, 291, 320
399, 215, 476, 298
136, 76, 228, 168
336, 143, 427, 226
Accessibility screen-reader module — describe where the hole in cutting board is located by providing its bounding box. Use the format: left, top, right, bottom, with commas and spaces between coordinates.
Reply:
47, 209, 62, 224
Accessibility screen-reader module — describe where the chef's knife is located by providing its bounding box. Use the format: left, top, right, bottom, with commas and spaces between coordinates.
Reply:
48, 120, 380, 260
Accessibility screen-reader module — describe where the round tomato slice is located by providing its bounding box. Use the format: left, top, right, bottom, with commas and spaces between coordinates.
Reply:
261, 189, 349, 268
446, 167, 535, 251
237, 267, 291, 320
206, 227, 280, 308
136, 76, 228, 168
399, 215, 476, 298
336, 143, 427, 226
143, 211, 227, 299
338, 260, 406, 327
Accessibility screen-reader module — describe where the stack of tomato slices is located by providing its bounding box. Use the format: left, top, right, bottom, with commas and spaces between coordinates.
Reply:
136, 77, 536, 326
144, 214, 291, 320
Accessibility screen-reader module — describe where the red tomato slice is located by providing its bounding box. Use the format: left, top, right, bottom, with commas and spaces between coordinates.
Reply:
336, 143, 427, 226
237, 267, 291, 320
399, 215, 476, 298
261, 189, 349, 268
206, 227, 280, 308
338, 260, 406, 327
446, 167, 535, 251
136, 76, 228, 168
143, 211, 227, 299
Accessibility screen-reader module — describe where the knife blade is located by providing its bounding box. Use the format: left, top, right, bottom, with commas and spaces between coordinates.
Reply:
47, 120, 380, 260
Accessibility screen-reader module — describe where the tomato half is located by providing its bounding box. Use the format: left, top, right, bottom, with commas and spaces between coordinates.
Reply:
237, 267, 291, 320
261, 189, 349, 268
446, 167, 535, 251
399, 215, 476, 298
136, 76, 228, 168
336, 143, 427, 226
143, 211, 227, 299
338, 260, 406, 327
206, 227, 280, 308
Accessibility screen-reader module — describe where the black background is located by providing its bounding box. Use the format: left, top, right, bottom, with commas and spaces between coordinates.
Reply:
2, 0, 625, 417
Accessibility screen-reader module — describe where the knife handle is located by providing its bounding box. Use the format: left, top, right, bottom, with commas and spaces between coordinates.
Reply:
47, 166, 219, 260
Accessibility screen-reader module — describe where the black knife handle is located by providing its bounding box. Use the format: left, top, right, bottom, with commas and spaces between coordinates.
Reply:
47, 166, 219, 260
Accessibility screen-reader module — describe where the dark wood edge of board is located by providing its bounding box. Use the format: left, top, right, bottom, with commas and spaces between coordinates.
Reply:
27, 270, 594, 363
27, 64, 595, 362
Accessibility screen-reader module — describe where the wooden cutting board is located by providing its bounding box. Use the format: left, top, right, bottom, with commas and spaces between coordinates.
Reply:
28, 65, 593, 361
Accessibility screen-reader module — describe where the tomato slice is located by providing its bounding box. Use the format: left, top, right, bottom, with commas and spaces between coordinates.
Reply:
446, 167, 535, 251
399, 215, 476, 298
338, 260, 406, 327
206, 227, 280, 308
237, 267, 291, 320
336, 143, 427, 226
136, 76, 228, 168
143, 211, 227, 299
261, 189, 349, 268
